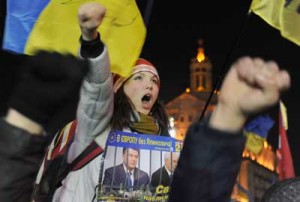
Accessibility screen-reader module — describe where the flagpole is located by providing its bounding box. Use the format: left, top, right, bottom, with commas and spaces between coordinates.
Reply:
143, 0, 154, 27
198, 11, 252, 122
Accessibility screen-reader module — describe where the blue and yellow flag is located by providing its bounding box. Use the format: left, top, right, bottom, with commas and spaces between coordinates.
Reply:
244, 115, 274, 154
3, 0, 146, 77
3, 0, 50, 53
250, 0, 300, 46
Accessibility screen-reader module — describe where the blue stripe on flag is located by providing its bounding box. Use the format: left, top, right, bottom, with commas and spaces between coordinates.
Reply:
3, 0, 49, 53
245, 115, 274, 138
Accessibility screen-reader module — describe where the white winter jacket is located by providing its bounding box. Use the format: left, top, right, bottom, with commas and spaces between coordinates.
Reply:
52, 46, 114, 202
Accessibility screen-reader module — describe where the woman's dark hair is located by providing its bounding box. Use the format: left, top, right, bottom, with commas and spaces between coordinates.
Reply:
110, 86, 170, 136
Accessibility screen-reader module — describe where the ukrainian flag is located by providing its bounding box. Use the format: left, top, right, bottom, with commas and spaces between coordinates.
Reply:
3, 0, 50, 53
244, 115, 274, 154
250, 0, 300, 46
3, 0, 146, 77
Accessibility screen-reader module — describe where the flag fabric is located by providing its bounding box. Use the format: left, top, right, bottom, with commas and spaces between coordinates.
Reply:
278, 101, 295, 180
3, 0, 146, 77
244, 132, 265, 154
250, 0, 300, 46
244, 115, 274, 154
3, 0, 50, 53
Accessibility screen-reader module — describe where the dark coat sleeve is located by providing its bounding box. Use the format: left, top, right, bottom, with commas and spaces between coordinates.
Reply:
151, 168, 161, 188
102, 167, 113, 186
0, 120, 48, 202
169, 121, 246, 202
138, 169, 149, 185
151, 167, 170, 188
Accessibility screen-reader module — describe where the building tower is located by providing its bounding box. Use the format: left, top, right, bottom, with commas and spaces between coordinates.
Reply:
190, 39, 212, 93
165, 39, 216, 140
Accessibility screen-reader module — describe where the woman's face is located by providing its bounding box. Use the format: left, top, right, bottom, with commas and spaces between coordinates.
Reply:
123, 71, 159, 115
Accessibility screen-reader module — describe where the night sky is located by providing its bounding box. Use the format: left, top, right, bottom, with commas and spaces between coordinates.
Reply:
1, 0, 300, 174
138, 0, 300, 175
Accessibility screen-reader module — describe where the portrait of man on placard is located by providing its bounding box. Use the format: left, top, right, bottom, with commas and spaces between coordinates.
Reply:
102, 147, 149, 192
98, 133, 181, 201
151, 152, 179, 188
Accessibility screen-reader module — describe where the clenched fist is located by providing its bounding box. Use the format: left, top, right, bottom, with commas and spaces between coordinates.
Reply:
210, 57, 290, 132
78, 3, 106, 41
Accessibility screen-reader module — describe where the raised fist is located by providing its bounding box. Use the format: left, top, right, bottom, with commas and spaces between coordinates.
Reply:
78, 3, 106, 41
8, 51, 89, 125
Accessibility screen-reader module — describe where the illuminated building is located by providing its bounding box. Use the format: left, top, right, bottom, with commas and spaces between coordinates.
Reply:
165, 39, 217, 140
165, 40, 280, 201
231, 142, 279, 201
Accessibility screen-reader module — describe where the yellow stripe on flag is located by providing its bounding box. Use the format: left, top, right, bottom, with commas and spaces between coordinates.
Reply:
280, 100, 288, 130
244, 131, 265, 154
250, 0, 300, 46
25, 0, 146, 77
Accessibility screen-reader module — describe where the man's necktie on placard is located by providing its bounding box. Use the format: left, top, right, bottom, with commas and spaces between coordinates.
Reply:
126, 171, 133, 191
169, 173, 174, 185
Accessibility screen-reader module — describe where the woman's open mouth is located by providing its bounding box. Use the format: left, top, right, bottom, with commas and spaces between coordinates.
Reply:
141, 94, 152, 109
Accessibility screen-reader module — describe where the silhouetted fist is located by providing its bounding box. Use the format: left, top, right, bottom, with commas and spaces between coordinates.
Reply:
8, 51, 89, 125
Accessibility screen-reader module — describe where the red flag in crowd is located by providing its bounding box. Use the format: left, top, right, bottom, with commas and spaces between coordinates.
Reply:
278, 101, 295, 180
